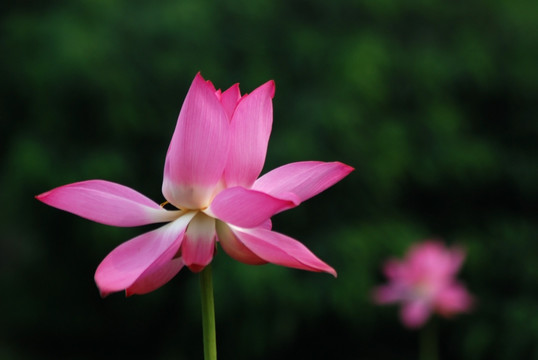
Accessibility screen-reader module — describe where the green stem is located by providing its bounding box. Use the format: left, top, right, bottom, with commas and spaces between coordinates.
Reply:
200, 264, 217, 360
420, 320, 439, 360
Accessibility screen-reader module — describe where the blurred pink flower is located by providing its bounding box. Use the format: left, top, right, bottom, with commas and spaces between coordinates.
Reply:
37, 73, 353, 297
373, 241, 473, 328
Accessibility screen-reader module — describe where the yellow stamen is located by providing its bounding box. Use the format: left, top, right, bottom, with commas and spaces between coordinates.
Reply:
160, 201, 169, 208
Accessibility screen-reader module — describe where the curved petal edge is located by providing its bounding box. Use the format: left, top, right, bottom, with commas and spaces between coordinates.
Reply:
231, 226, 337, 276
95, 212, 195, 296
36, 180, 179, 227
162, 72, 230, 209
253, 161, 354, 203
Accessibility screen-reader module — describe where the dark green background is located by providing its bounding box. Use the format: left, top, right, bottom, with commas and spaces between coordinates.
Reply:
1, 0, 536, 359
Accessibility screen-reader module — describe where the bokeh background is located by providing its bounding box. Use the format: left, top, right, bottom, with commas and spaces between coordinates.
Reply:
1, 0, 536, 359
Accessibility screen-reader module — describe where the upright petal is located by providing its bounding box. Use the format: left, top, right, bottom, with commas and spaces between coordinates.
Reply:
220, 83, 241, 120
407, 241, 464, 282
162, 73, 230, 209
36, 180, 179, 227
95, 211, 196, 296
252, 161, 354, 202
224, 80, 275, 188
206, 186, 299, 228
230, 226, 336, 276
205, 80, 217, 93
181, 212, 217, 272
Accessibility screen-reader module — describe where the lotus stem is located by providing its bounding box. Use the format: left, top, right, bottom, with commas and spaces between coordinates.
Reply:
200, 264, 217, 360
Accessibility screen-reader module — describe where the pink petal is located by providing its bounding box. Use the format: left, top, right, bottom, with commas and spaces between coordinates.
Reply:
206, 186, 299, 228
230, 226, 337, 276
434, 283, 473, 316
125, 257, 184, 296
220, 83, 241, 120
260, 218, 272, 230
252, 161, 354, 203
181, 212, 217, 272
407, 241, 465, 282
95, 212, 195, 296
401, 300, 432, 328
224, 80, 275, 188
216, 221, 266, 265
36, 180, 179, 227
206, 80, 217, 93
162, 73, 230, 209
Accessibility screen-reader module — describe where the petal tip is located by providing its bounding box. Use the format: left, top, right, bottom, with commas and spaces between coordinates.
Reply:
257, 79, 275, 98
35, 190, 51, 202
187, 263, 206, 273
193, 72, 217, 92
193, 72, 209, 88
266, 80, 276, 98
330, 269, 338, 278
337, 161, 355, 174
98, 289, 111, 298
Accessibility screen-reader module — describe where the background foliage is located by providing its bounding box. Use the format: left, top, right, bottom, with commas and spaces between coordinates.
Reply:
1, 0, 536, 359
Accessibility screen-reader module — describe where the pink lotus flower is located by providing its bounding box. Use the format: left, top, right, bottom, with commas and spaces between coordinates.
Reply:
37, 73, 353, 297
373, 241, 473, 328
